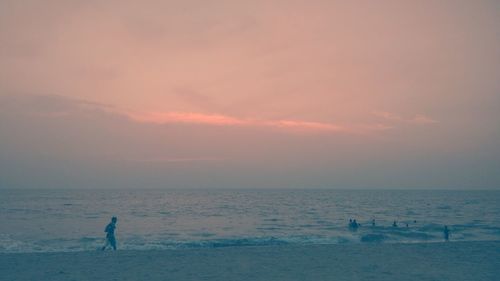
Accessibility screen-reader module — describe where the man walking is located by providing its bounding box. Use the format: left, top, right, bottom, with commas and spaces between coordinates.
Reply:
102, 216, 118, 250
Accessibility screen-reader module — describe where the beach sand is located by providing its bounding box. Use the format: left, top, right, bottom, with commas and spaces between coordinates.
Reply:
1, 241, 499, 281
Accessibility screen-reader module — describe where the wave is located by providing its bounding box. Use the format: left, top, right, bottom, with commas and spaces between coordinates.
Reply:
1, 222, 498, 253
0, 232, 457, 254
2, 234, 500, 253
361, 234, 387, 243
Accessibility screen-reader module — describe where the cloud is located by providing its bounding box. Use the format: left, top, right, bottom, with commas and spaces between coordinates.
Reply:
126, 110, 356, 133
125, 110, 400, 134
264, 120, 345, 132
2, 94, 393, 135
411, 114, 439, 125
132, 157, 224, 164
128, 111, 248, 126
372, 111, 438, 125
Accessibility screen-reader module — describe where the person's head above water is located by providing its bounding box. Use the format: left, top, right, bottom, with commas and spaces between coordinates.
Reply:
111, 216, 117, 223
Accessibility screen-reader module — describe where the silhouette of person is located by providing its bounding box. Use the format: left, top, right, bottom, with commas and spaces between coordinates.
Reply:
348, 219, 358, 230
102, 216, 118, 250
392, 220, 398, 227
372, 219, 376, 227
444, 225, 450, 241
348, 219, 359, 231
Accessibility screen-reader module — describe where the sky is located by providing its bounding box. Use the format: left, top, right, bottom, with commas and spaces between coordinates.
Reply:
0, 0, 499, 189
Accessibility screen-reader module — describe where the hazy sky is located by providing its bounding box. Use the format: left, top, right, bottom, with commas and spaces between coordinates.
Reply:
1, 0, 499, 189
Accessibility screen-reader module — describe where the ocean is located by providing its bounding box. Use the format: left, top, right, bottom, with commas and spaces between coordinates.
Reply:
1, 189, 499, 253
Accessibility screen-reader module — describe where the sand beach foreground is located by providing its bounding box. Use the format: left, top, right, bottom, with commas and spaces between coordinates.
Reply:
1, 241, 499, 281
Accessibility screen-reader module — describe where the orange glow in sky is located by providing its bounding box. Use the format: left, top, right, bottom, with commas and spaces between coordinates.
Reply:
0, 0, 499, 189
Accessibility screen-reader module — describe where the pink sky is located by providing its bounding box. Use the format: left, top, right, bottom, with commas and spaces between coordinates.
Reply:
0, 0, 499, 189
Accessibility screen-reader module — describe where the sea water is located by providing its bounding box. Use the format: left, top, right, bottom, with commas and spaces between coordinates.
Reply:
1, 189, 499, 253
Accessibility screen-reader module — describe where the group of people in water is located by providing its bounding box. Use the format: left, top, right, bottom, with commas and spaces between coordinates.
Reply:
101, 216, 451, 251
348, 218, 451, 241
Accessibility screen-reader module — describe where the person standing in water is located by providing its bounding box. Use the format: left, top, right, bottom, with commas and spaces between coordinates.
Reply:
348, 219, 359, 230
444, 225, 450, 241
102, 216, 118, 250
352, 219, 359, 229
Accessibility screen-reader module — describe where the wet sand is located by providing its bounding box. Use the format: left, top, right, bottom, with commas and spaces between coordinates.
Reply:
1, 241, 499, 281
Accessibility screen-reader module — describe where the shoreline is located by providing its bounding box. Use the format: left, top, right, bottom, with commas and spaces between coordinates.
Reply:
1, 239, 499, 255
1, 241, 499, 281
